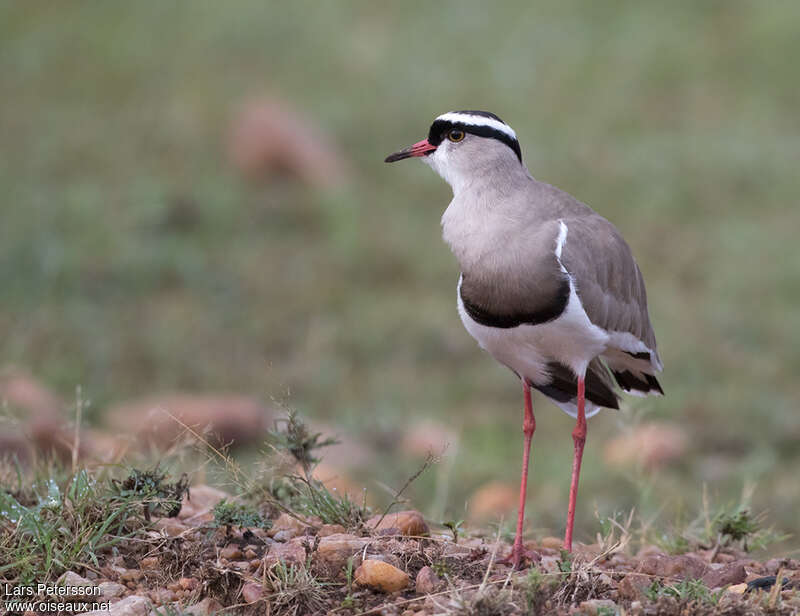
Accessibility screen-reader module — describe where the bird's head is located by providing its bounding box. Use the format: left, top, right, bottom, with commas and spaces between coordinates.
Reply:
385, 110, 522, 191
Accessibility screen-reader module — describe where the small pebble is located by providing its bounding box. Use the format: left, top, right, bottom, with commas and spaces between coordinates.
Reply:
118, 568, 143, 582
366, 510, 429, 536
242, 582, 264, 604
179, 577, 199, 591
140, 556, 159, 569
220, 544, 242, 560
98, 581, 127, 598
319, 523, 347, 537
272, 529, 295, 542
415, 566, 441, 595
355, 559, 410, 593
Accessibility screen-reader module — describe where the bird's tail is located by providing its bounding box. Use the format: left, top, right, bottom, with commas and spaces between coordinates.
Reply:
601, 349, 664, 397
531, 358, 620, 411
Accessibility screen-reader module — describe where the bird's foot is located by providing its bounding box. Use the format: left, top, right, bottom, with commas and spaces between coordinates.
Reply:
498, 546, 541, 570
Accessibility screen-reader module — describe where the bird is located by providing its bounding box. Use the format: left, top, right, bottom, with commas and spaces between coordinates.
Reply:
385, 110, 663, 568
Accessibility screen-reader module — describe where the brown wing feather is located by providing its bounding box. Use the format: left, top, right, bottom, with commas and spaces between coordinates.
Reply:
560, 215, 659, 357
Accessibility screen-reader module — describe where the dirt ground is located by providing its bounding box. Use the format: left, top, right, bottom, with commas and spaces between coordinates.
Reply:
15, 485, 796, 616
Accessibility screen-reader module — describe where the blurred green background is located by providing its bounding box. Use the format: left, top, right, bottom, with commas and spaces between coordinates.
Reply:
2, 2, 799, 547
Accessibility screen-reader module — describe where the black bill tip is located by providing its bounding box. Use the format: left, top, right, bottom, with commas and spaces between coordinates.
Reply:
384, 139, 437, 163
384, 150, 412, 163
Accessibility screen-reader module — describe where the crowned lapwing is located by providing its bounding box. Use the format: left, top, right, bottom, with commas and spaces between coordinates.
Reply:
385, 110, 663, 568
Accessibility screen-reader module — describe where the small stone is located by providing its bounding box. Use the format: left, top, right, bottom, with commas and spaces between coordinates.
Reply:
415, 566, 441, 595
618, 573, 650, 600
578, 599, 618, 615
637, 553, 708, 580
192, 598, 224, 615
242, 582, 265, 604
355, 559, 410, 593
154, 517, 189, 537
318, 523, 347, 537
98, 581, 127, 598
443, 542, 472, 556
250, 528, 271, 541
764, 558, 785, 574
268, 512, 307, 537
317, 533, 369, 571
178, 577, 199, 591
263, 537, 307, 567
272, 529, 296, 542
702, 562, 747, 588
244, 548, 257, 559
366, 510, 429, 536
140, 557, 159, 570
364, 552, 402, 569
149, 588, 177, 604
220, 544, 242, 560
56, 571, 95, 595
596, 573, 614, 589
178, 485, 230, 523
118, 568, 143, 582
78, 594, 150, 616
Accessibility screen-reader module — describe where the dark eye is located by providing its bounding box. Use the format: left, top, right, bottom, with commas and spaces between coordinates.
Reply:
448, 130, 465, 142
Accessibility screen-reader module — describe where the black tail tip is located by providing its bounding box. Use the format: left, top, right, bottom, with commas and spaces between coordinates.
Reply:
612, 369, 664, 396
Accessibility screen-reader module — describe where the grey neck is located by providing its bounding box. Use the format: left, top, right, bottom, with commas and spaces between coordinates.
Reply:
441, 162, 539, 273
450, 157, 532, 199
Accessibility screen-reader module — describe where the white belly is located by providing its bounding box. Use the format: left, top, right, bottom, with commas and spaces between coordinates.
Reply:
456, 275, 610, 418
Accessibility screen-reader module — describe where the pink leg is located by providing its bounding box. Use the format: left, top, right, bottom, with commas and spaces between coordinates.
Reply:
563, 376, 586, 552
511, 379, 536, 568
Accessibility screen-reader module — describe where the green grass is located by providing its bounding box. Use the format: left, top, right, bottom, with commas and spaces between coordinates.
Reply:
1, 2, 799, 545
266, 560, 328, 616
267, 410, 372, 528
0, 467, 150, 583
646, 578, 723, 607
212, 499, 270, 535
